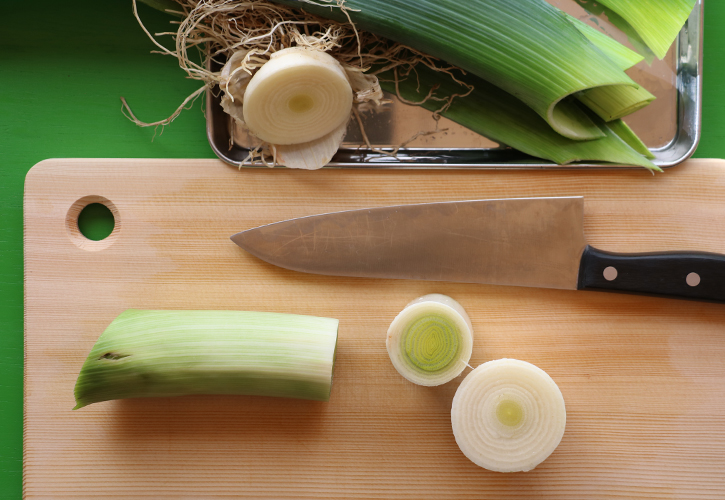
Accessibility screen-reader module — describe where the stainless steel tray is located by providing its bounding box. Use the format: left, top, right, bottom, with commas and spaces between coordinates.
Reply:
206, 0, 703, 169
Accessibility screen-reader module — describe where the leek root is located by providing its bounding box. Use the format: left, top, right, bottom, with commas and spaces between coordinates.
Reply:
451, 359, 566, 472
73, 310, 339, 409
386, 294, 473, 386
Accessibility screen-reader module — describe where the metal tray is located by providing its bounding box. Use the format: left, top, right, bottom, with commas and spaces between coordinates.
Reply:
206, 0, 703, 169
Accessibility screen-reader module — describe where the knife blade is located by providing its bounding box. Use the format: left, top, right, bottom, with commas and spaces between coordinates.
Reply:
231, 197, 725, 303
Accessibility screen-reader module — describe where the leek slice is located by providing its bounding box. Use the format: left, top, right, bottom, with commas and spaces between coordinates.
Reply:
243, 47, 353, 145
271, 0, 645, 140
594, 0, 697, 59
73, 310, 339, 409
379, 65, 660, 170
386, 294, 473, 386
565, 14, 644, 70
451, 359, 566, 473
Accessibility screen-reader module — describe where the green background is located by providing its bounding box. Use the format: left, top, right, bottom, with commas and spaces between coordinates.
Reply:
1, 2, 723, 497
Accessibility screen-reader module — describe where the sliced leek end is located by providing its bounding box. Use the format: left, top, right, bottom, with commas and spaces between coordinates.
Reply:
451, 359, 566, 473
386, 294, 473, 387
73, 309, 339, 409
276, 119, 348, 170
243, 47, 353, 145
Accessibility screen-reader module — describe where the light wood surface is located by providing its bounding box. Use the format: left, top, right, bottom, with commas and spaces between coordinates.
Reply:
24, 158, 725, 499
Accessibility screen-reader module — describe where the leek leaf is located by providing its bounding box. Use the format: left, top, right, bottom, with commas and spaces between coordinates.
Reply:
565, 14, 644, 70
591, 0, 697, 59
378, 65, 659, 170
606, 119, 656, 160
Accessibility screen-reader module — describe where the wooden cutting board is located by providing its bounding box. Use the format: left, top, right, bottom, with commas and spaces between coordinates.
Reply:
24, 158, 725, 499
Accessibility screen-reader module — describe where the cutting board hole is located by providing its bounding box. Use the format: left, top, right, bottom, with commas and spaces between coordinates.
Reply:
78, 203, 114, 241
67, 196, 120, 251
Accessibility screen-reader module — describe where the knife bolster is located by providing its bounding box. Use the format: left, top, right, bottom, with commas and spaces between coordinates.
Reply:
577, 245, 725, 303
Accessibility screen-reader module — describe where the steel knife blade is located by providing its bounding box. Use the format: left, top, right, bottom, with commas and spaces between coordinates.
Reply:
231, 197, 725, 303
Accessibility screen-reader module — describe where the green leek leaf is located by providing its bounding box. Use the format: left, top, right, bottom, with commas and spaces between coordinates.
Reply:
606, 119, 656, 159
378, 65, 659, 170
577, 84, 655, 122
565, 14, 644, 70
593, 0, 697, 59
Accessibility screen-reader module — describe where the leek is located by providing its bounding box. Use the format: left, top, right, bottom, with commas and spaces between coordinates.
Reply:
565, 14, 644, 70
451, 359, 567, 472
594, 0, 697, 59
386, 294, 474, 386
379, 65, 659, 170
271, 0, 649, 140
572, 0, 657, 64
73, 310, 339, 409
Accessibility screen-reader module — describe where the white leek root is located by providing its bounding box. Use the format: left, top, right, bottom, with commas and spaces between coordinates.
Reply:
243, 47, 353, 145
386, 294, 473, 386
451, 359, 566, 472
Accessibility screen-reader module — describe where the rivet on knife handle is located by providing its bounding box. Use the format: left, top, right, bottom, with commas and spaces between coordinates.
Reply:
577, 247, 725, 303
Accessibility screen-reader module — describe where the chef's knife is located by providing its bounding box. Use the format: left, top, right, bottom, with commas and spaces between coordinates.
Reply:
231, 197, 725, 303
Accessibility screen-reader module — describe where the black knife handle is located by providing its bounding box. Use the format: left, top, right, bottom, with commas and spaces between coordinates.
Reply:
577, 246, 725, 303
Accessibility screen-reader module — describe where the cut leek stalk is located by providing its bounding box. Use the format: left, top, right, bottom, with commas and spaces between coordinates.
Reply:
565, 14, 644, 70
594, 0, 697, 59
386, 294, 473, 386
270, 0, 648, 140
243, 47, 353, 145
73, 310, 339, 409
378, 65, 659, 170
451, 359, 566, 473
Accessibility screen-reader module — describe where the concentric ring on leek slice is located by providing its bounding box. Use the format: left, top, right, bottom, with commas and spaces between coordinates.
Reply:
386, 294, 473, 386
451, 359, 566, 473
243, 47, 353, 145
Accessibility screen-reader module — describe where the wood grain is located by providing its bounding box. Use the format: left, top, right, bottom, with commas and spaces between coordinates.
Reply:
24, 159, 725, 499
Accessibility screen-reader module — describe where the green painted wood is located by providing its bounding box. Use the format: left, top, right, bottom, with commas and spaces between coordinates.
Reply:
1, 1, 724, 497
